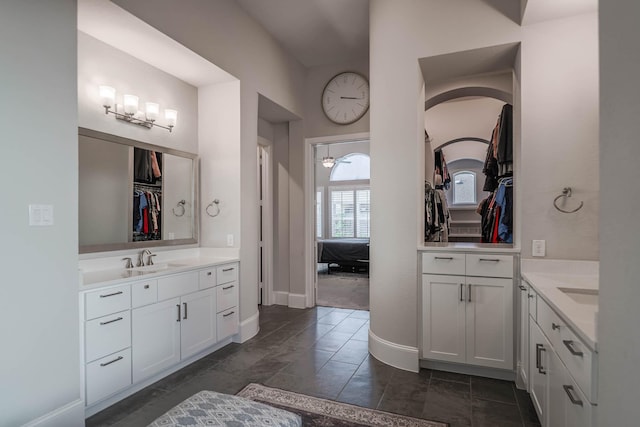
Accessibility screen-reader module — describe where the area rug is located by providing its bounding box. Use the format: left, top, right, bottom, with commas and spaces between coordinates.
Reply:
237, 383, 448, 427
317, 266, 369, 310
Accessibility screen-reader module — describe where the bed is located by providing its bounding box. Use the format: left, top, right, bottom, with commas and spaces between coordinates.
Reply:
317, 238, 369, 271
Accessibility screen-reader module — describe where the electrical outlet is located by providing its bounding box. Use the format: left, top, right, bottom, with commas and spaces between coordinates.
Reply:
532, 240, 546, 257
227, 234, 234, 247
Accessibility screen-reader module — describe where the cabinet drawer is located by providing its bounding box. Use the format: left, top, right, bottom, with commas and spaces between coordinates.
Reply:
216, 263, 238, 285
85, 348, 131, 405
422, 252, 465, 276
563, 369, 594, 427
85, 310, 131, 362
199, 268, 216, 290
131, 280, 158, 308
157, 272, 199, 301
528, 286, 538, 322
85, 284, 130, 320
216, 281, 239, 313
537, 298, 564, 350
217, 308, 238, 341
560, 324, 596, 403
466, 254, 513, 278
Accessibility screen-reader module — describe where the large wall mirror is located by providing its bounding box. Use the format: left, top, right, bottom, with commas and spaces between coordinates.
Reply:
79, 127, 198, 253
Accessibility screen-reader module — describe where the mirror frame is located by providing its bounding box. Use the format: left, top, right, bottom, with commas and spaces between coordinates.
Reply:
79, 127, 199, 254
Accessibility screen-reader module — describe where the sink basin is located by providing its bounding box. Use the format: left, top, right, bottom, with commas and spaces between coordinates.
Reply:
558, 287, 599, 306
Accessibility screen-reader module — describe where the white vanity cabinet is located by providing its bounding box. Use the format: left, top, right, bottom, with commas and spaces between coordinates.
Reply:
421, 252, 514, 370
80, 260, 240, 415
527, 286, 596, 427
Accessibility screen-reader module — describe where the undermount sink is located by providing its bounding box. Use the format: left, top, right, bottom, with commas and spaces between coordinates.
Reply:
133, 262, 188, 273
558, 287, 599, 306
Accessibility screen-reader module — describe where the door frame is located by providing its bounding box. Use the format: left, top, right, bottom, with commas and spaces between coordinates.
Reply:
257, 138, 274, 306
303, 132, 370, 307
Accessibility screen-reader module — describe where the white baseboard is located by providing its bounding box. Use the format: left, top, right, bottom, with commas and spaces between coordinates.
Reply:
420, 359, 515, 381
368, 329, 420, 372
235, 310, 260, 343
273, 291, 289, 306
23, 399, 84, 427
288, 293, 306, 309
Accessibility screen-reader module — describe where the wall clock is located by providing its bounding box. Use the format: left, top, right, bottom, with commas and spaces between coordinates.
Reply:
321, 72, 370, 125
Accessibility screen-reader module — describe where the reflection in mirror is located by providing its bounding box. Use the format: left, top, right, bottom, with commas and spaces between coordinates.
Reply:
78, 128, 198, 253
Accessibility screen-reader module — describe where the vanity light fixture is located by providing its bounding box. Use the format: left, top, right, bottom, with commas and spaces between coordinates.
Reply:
98, 85, 177, 132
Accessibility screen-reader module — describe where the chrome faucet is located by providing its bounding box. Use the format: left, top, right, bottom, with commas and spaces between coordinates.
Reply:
138, 249, 152, 267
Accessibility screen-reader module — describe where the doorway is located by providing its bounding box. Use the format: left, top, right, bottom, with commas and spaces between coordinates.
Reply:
310, 138, 371, 310
257, 140, 273, 306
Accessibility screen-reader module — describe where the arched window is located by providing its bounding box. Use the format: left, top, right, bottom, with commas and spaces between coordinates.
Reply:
330, 153, 370, 181
453, 171, 476, 204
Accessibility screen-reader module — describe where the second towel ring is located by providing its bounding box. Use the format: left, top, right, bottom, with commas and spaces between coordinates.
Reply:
172, 200, 186, 217
553, 187, 584, 214
206, 199, 221, 217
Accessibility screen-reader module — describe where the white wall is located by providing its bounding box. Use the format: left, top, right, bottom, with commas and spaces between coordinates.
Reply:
78, 32, 199, 153
598, 0, 640, 424
369, 0, 598, 369
114, 0, 307, 321
305, 59, 370, 138
0, 1, 82, 425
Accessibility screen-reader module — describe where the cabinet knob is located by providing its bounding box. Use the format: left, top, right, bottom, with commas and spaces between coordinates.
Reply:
528, 294, 535, 299
552, 322, 560, 330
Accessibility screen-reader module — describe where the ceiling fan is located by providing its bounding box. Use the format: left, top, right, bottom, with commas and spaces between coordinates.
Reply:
318, 145, 351, 168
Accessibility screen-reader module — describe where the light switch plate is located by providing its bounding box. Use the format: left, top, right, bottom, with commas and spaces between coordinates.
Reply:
29, 204, 54, 226
227, 234, 234, 247
532, 240, 546, 257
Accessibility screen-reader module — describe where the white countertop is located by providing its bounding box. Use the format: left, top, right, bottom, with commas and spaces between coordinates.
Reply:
78, 247, 239, 291
419, 242, 519, 253
521, 259, 599, 351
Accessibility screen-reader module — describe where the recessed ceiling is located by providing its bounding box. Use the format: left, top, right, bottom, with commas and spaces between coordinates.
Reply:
236, 0, 369, 67
78, 0, 236, 87
522, 0, 598, 25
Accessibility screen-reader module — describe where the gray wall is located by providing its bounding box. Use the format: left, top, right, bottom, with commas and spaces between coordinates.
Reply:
598, 0, 640, 423
0, 1, 82, 424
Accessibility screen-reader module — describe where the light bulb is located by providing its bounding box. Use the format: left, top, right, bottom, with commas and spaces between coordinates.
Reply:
99, 85, 115, 109
123, 94, 139, 115
165, 109, 178, 128
145, 102, 159, 122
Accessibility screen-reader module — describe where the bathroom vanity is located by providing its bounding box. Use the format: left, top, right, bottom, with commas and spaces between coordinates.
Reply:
78, 249, 239, 416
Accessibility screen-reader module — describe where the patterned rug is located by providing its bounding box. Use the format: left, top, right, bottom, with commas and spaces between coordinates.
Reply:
237, 383, 448, 427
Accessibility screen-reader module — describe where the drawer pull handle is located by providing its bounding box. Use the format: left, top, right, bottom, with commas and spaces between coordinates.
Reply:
223, 311, 235, 317
99, 317, 123, 326
434, 257, 453, 260
468, 284, 472, 302
460, 283, 464, 302
100, 356, 123, 367
183, 302, 188, 320
177, 304, 181, 322
144, 284, 150, 289
519, 285, 527, 291
563, 385, 584, 406
222, 267, 235, 272
207, 272, 212, 276
479, 258, 500, 262
99, 291, 123, 298
552, 322, 561, 331
528, 294, 535, 299
223, 285, 235, 290
563, 340, 584, 357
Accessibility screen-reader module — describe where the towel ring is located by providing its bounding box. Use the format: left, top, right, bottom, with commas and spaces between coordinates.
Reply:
553, 187, 584, 214
206, 199, 221, 217
172, 200, 186, 217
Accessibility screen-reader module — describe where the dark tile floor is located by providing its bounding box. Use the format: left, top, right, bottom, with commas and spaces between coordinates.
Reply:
86, 305, 540, 427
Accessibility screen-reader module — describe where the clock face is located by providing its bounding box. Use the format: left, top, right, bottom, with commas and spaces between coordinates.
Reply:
322, 72, 370, 125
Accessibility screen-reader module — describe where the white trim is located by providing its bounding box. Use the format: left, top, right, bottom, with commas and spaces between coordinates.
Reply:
23, 399, 84, 427
235, 310, 260, 343
273, 291, 289, 306
256, 141, 274, 307
288, 293, 307, 309
420, 359, 516, 382
368, 329, 420, 372
304, 132, 371, 308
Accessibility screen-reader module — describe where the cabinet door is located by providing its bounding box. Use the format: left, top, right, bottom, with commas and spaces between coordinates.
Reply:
465, 276, 513, 370
529, 321, 550, 425
422, 274, 466, 363
547, 345, 566, 427
181, 288, 217, 360
518, 281, 530, 388
132, 298, 181, 383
